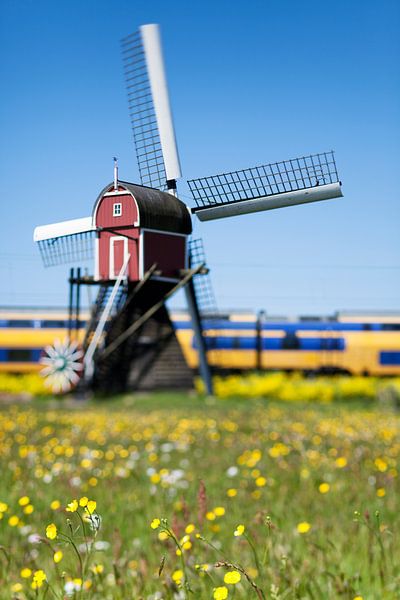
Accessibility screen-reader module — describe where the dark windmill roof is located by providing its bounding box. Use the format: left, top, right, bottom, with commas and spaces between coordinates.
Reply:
94, 181, 192, 235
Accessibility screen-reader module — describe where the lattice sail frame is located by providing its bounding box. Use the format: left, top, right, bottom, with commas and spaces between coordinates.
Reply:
121, 25, 182, 191
37, 231, 95, 267
189, 151, 342, 221
189, 238, 218, 317
34, 217, 95, 268
121, 30, 167, 190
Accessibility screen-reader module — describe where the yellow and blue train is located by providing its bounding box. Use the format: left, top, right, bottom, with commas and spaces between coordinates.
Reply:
1, 308, 400, 376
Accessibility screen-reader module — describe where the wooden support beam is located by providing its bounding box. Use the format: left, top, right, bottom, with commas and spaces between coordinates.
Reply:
98, 264, 204, 361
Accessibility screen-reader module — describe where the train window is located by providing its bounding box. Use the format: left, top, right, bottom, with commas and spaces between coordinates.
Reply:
7, 320, 33, 328
232, 337, 241, 349
380, 351, 400, 365
282, 332, 300, 350
381, 324, 400, 331
321, 338, 345, 351
7, 349, 32, 362
205, 336, 217, 350
42, 320, 67, 328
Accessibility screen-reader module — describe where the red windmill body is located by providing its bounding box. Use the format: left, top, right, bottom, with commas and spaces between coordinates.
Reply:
93, 182, 191, 283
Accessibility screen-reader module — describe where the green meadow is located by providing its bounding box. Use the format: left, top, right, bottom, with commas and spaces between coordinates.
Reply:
0, 393, 399, 599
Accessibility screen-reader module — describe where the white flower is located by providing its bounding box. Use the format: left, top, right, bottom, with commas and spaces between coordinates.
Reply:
227, 466, 239, 477
19, 525, 32, 536
94, 540, 110, 551
64, 580, 82, 596
28, 533, 41, 544
64, 582, 75, 596
161, 443, 174, 453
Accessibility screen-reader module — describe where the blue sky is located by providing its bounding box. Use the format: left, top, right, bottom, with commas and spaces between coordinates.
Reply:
0, 0, 399, 315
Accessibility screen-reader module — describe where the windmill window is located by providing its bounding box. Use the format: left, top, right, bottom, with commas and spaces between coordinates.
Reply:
113, 203, 122, 217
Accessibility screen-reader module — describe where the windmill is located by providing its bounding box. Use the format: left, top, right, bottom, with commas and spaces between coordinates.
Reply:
34, 24, 343, 396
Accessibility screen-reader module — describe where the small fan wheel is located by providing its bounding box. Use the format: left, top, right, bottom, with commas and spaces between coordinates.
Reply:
39, 339, 84, 394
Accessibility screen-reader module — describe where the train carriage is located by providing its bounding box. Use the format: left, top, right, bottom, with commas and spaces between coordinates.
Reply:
1, 308, 399, 377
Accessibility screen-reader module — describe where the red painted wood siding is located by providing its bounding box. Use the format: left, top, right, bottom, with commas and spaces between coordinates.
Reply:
112, 238, 125, 276
95, 193, 140, 281
98, 230, 139, 281
95, 194, 138, 228
143, 231, 186, 279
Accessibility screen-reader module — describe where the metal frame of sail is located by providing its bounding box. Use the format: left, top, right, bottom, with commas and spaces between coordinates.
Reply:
121, 31, 167, 191
188, 151, 340, 208
37, 231, 95, 267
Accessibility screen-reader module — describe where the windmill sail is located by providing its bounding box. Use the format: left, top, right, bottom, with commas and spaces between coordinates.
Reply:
34, 217, 95, 267
121, 24, 181, 191
189, 238, 218, 317
189, 151, 342, 221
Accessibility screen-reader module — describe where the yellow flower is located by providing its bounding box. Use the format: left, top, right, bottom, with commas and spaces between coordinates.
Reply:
375, 458, 388, 472
158, 531, 169, 541
172, 569, 183, 584
66, 499, 78, 512
86, 500, 97, 514
353, 596, 363, 600
377, 488, 386, 497
150, 518, 160, 529
18, 496, 30, 506
79, 496, 88, 507
214, 586, 229, 599
92, 564, 104, 574
247, 567, 258, 579
0, 502, 8, 512
185, 523, 195, 534
53, 550, 63, 563
32, 569, 46, 589
21, 568, 32, 578
297, 521, 311, 534
335, 457, 347, 468
224, 570, 241, 584
11, 583, 23, 593
206, 511, 216, 521
227, 488, 237, 497
24, 504, 34, 514
255, 476, 267, 487
46, 523, 57, 540
195, 563, 210, 572
8, 515, 19, 527
234, 524, 245, 536
214, 506, 225, 516
50, 500, 61, 510
319, 483, 330, 494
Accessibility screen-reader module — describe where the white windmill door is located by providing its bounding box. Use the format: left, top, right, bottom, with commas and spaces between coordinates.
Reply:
109, 236, 128, 279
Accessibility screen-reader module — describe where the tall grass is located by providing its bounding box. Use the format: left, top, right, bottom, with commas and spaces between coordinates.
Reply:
0, 394, 398, 598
